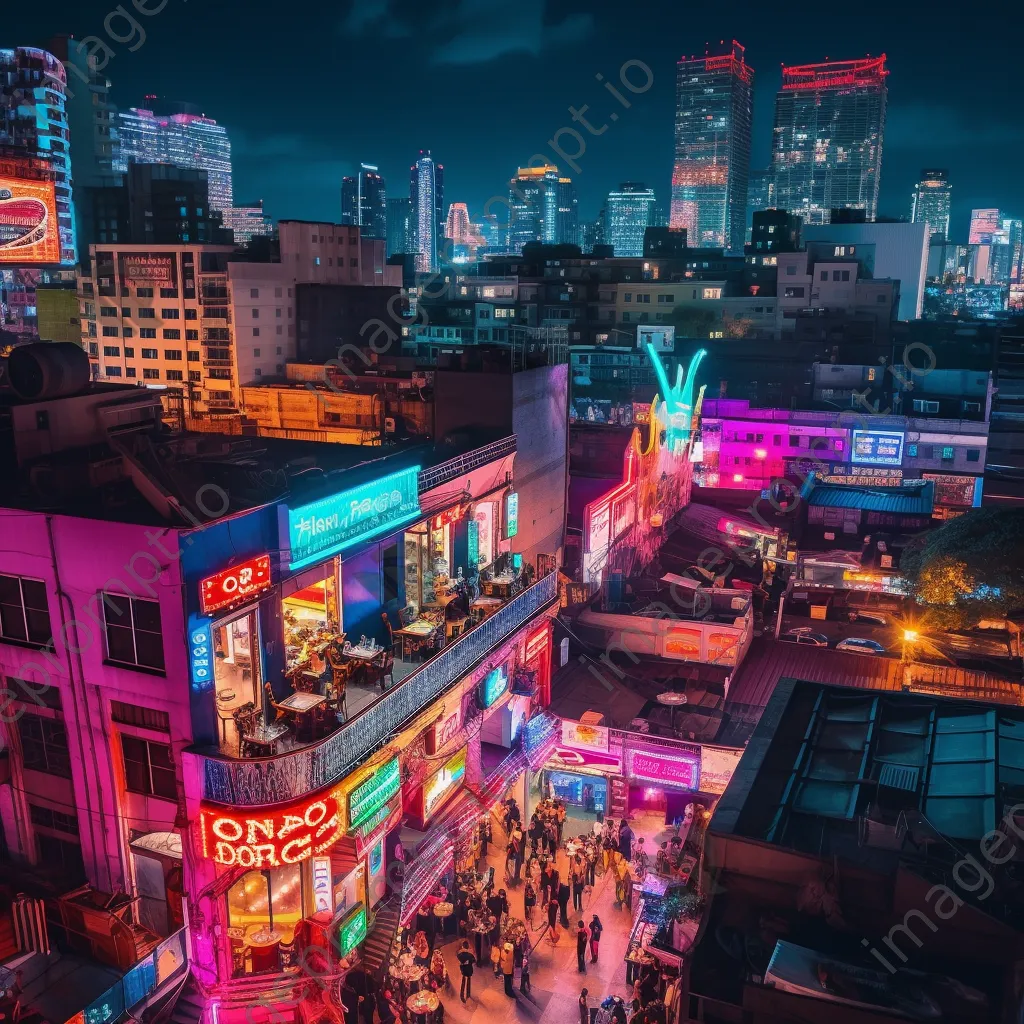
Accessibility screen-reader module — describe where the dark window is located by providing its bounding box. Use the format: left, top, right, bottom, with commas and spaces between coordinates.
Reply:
100, 306, 117, 317
187, 350, 200, 362
18, 715, 71, 777
820, 271, 827, 281
140, 328, 157, 339
136, 287, 153, 298
966, 449, 981, 463
121, 307, 131, 318
102, 326, 119, 337
103, 345, 120, 356
141, 347, 158, 359
166, 370, 183, 381
29, 803, 79, 835
841, 270, 850, 281
5, 675, 62, 715
126, 368, 137, 378
184, 308, 198, 320
161, 308, 180, 319
138, 307, 155, 319
37, 834, 85, 883
162, 329, 181, 340
0, 574, 51, 646
185, 329, 199, 341
102, 594, 164, 671
121, 736, 176, 799
111, 700, 170, 731
164, 349, 182, 360
124, 347, 135, 358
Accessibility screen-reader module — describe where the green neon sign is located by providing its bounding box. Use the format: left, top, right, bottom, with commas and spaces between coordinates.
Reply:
348, 756, 401, 828
338, 904, 367, 956
287, 466, 421, 569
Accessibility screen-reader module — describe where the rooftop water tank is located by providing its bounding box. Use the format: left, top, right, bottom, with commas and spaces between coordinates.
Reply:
7, 342, 91, 400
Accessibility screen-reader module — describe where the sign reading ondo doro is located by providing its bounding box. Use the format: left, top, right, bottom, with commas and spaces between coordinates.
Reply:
286, 466, 421, 569
348, 756, 401, 829
199, 790, 344, 868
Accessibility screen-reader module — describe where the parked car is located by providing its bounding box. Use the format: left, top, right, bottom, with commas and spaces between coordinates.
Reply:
836, 637, 886, 655
782, 629, 829, 647
852, 610, 889, 626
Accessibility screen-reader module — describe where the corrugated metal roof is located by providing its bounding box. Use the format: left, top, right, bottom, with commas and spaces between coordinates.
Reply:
807, 481, 934, 514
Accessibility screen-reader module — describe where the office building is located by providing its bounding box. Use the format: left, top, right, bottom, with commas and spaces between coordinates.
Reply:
410, 150, 444, 273
969, 208, 1001, 245
508, 165, 561, 252
116, 106, 233, 212
557, 176, 579, 247
445, 202, 485, 261
0, 47, 76, 264
605, 182, 657, 257
340, 163, 387, 240
670, 40, 753, 250
386, 197, 413, 257
744, 168, 775, 242
746, 209, 801, 254
910, 169, 951, 242
221, 200, 274, 244
772, 55, 887, 225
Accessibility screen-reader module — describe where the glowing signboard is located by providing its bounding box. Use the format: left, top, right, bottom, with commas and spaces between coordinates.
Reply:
629, 749, 700, 789
478, 663, 509, 708
122, 254, 174, 285
188, 614, 214, 692
506, 492, 519, 538
287, 466, 421, 569
200, 554, 272, 615
561, 720, 610, 752
199, 790, 344, 868
0, 176, 60, 265
312, 856, 333, 913
338, 904, 367, 956
851, 430, 905, 467
348, 756, 401, 828
423, 747, 467, 820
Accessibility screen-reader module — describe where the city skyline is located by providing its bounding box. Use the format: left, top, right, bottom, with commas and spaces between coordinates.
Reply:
9, 0, 1021, 239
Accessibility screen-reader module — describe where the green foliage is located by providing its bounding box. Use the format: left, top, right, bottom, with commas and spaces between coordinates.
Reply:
668, 306, 717, 338
899, 508, 1024, 628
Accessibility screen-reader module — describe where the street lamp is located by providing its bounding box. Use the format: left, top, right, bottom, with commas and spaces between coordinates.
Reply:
901, 628, 920, 665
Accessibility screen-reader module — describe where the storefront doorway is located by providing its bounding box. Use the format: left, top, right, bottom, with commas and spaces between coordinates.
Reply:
213, 608, 259, 747
548, 771, 608, 815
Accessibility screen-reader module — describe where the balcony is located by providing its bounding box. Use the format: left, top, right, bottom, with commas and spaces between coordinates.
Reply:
199, 571, 558, 806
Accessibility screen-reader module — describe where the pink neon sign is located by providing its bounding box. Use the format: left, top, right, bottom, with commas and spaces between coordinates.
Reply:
630, 749, 699, 790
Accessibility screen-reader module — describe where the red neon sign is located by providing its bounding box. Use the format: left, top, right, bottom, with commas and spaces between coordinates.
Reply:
199, 789, 344, 868
200, 554, 272, 615
433, 505, 463, 530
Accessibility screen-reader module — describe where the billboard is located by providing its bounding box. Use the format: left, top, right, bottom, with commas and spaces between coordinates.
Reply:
851, 430, 904, 466
122, 254, 175, 286
0, 176, 60, 265
638, 324, 675, 352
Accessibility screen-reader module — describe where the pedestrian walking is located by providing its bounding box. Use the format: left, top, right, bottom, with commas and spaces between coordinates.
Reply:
589, 914, 603, 963
556, 801, 567, 843
576, 920, 589, 973
457, 940, 475, 1002
547, 897, 560, 942
572, 853, 586, 911
519, 950, 531, 996
558, 880, 571, 927
579, 988, 589, 1024
501, 941, 515, 997
524, 881, 537, 927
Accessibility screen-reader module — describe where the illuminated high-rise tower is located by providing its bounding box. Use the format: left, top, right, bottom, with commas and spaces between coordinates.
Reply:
340, 163, 387, 239
910, 169, 951, 243
670, 40, 753, 250
116, 105, 233, 212
771, 55, 887, 225
508, 165, 560, 252
605, 183, 657, 257
410, 151, 444, 272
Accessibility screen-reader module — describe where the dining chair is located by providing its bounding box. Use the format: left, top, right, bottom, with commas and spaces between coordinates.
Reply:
264, 682, 291, 724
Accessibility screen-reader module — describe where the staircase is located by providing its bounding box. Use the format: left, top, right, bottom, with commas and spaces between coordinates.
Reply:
167, 973, 205, 1024
362, 899, 401, 975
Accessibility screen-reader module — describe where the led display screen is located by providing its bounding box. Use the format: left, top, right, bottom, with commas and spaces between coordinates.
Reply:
0, 176, 60, 265
851, 430, 905, 466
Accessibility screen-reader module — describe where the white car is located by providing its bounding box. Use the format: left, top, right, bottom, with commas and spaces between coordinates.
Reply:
782, 629, 829, 647
836, 637, 886, 655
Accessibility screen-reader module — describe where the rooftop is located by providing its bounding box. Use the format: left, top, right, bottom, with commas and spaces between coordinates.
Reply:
804, 480, 935, 515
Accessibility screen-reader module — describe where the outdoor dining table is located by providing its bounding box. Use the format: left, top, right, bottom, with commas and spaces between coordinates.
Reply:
239, 720, 288, 756
470, 596, 503, 621
247, 927, 281, 972
394, 618, 440, 659
406, 990, 440, 1024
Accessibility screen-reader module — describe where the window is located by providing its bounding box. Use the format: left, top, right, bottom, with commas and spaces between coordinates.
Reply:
111, 700, 170, 731
163, 329, 181, 340
187, 350, 200, 362
941, 446, 955, 461
17, 716, 71, 777
166, 370, 183, 381
121, 736, 176, 799
0, 574, 51, 646
122, 327, 134, 338
123, 347, 135, 358
912, 399, 939, 414
251, 308, 259, 319
188, 370, 201, 382
702, 287, 721, 300
349, 258, 357, 267
250, 288, 259, 298
100, 306, 117, 317
126, 367, 136, 378
138, 307, 155, 319
784, 287, 805, 298
963, 401, 981, 413
252, 327, 260, 337
102, 326, 119, 337
832, 270, 841, 281
276, 325, 283, 335
105, 366, 122, 377
164, 349, 182, 360
103, 345, 120, 356
186, 329, 199, 341
253, 348, 261, 357
638, 293, 651, 303
254, 368, 262, 376
139, 327, 156, 339
275, 308, 282, 318
820, 270, 828, 281
276, 347, 282, 355
136, 287, 153, 298
141, 348, 158, 359
907, 444, 918, 457
102, 594, 164, 671
785, 265, 796, 276
159, 288, 178, 299
624, 293, 632, 302
29, 803, 79, 836
184, 308, 198, 320
789, 435, 799, 447
841, 270, 850, 281
161, 308, 179, 319
143, 368, 160, 380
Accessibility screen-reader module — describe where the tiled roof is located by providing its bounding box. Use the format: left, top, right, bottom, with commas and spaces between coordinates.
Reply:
806, 481, 934, 514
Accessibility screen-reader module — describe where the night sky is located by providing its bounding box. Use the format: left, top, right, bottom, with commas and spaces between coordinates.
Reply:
13, 0, 1023, 238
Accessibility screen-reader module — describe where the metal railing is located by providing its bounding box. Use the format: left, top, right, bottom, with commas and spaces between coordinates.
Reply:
201, 570, 558, 805
417, 435, 517, 492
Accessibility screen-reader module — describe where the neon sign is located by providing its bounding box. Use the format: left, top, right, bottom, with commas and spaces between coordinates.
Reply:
851, 430, 904, 467
478, 663, 509, 708
348, 756, 401, 828
200, 554, 272, 615
649, 345, 707, 453
339, 904, 367, 956
188, 614, 213, 692
287, 466, 421, 569
423, 748, 467, 820
312, 856, 333, 913
506, 492, 519, 538
629, 749, 700, 789
199, 790, 344, 868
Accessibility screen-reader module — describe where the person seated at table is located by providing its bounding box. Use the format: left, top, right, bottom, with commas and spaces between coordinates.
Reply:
655, 842, 671, 876
669, 836, 684, 870
428, 947, 450, 992
413, 930, 430, 965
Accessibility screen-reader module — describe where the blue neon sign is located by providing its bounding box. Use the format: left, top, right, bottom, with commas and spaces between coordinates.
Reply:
478, 663, 509, 708
506, 492, 519, 538
188, 614, 214, 692
851, 430, 905, 466
287, 466, 421, 569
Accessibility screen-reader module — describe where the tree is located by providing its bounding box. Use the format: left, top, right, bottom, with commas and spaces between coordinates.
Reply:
899, 508, 1024, 628
668, 305, 717, 339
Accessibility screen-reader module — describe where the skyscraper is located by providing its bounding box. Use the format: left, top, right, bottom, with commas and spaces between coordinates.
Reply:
745, 169, 775, 242
557, 176, 579, 247
969, 208, 1001, 245
771, 55, 887, 225
386, 197, 413, 257
221, 200, 274, 245
670, 40, 753, 250
0, 47, 76, 264
445, 203, 484, 260
340, 163, 387, 239
410, 151, 443, 273
605, 183, 657, 257
116, 106, 233, 212
508, 165, 560, 252
910, 169, 951, 243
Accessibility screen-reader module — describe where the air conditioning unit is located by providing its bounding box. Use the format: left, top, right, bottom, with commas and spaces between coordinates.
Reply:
384, 417, 396, 433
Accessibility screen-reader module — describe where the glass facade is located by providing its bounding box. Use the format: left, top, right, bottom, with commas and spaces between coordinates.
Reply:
670, 41, 753, 250
910, 169, 951, 243
771, 56, 887, 226
508, 165, 561, 252
605, 182, 656, 257
340, 163, 387, 239
410, 151, 443, 273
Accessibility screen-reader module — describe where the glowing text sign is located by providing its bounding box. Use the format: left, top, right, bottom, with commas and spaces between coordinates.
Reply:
339, 904, 367, 956
851, 430, 905, 467
424, 747, 467, 820
348, 756, 401, 828
478, 663, 509, 708
629, 749, 700, 790
188, 614, 213, 692
200, 554, 272, 615
199, 790, 344, 868
287, 466, 421, 569
506, 492, 519, 538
